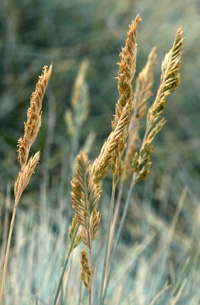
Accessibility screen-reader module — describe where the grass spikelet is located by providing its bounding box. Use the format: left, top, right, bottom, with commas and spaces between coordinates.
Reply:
68, 217, 78, 241
90, 210, 101, 242
68, 217, 82, 250
80, 248, 92, 288
133, 27, 184, 184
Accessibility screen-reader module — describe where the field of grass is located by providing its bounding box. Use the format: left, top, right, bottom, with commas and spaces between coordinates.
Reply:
0, 0, 200, 304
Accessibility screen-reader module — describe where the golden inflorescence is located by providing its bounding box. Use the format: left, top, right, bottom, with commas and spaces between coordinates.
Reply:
69, 15, 184, 291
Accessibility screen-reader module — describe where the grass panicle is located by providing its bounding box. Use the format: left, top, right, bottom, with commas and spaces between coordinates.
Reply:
111, 14, 141, 184
93, 15, 141, 186
112, 14, 141, 130
133, 27, 184, 183
17, 65, 52, 171
0, 65, 52, 305
151, 27, 183, 118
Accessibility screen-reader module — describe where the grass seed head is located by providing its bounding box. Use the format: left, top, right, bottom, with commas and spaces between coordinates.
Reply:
133, 27, 184, 184
18, 65, 52, 170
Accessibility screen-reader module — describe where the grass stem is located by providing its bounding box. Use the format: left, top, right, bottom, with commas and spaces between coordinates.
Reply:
53, 225, 79, 305
88, 247, 92, 305
99, 180, 116, 305
102, 176, 135, 303
108, 176, 124, 262
0, 202, 18, 304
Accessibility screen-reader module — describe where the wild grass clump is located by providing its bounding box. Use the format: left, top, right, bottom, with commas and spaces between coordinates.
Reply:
2, 13, 198, 305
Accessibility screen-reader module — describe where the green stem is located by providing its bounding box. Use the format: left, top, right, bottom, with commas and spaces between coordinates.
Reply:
53, 225, 79, 305
99, 180, 116, 305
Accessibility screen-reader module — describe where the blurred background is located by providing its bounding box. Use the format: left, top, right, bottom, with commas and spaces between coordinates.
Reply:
0, 0, 200, 304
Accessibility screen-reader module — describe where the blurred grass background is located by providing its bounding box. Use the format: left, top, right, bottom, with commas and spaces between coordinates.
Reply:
0, 0, 200, 304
